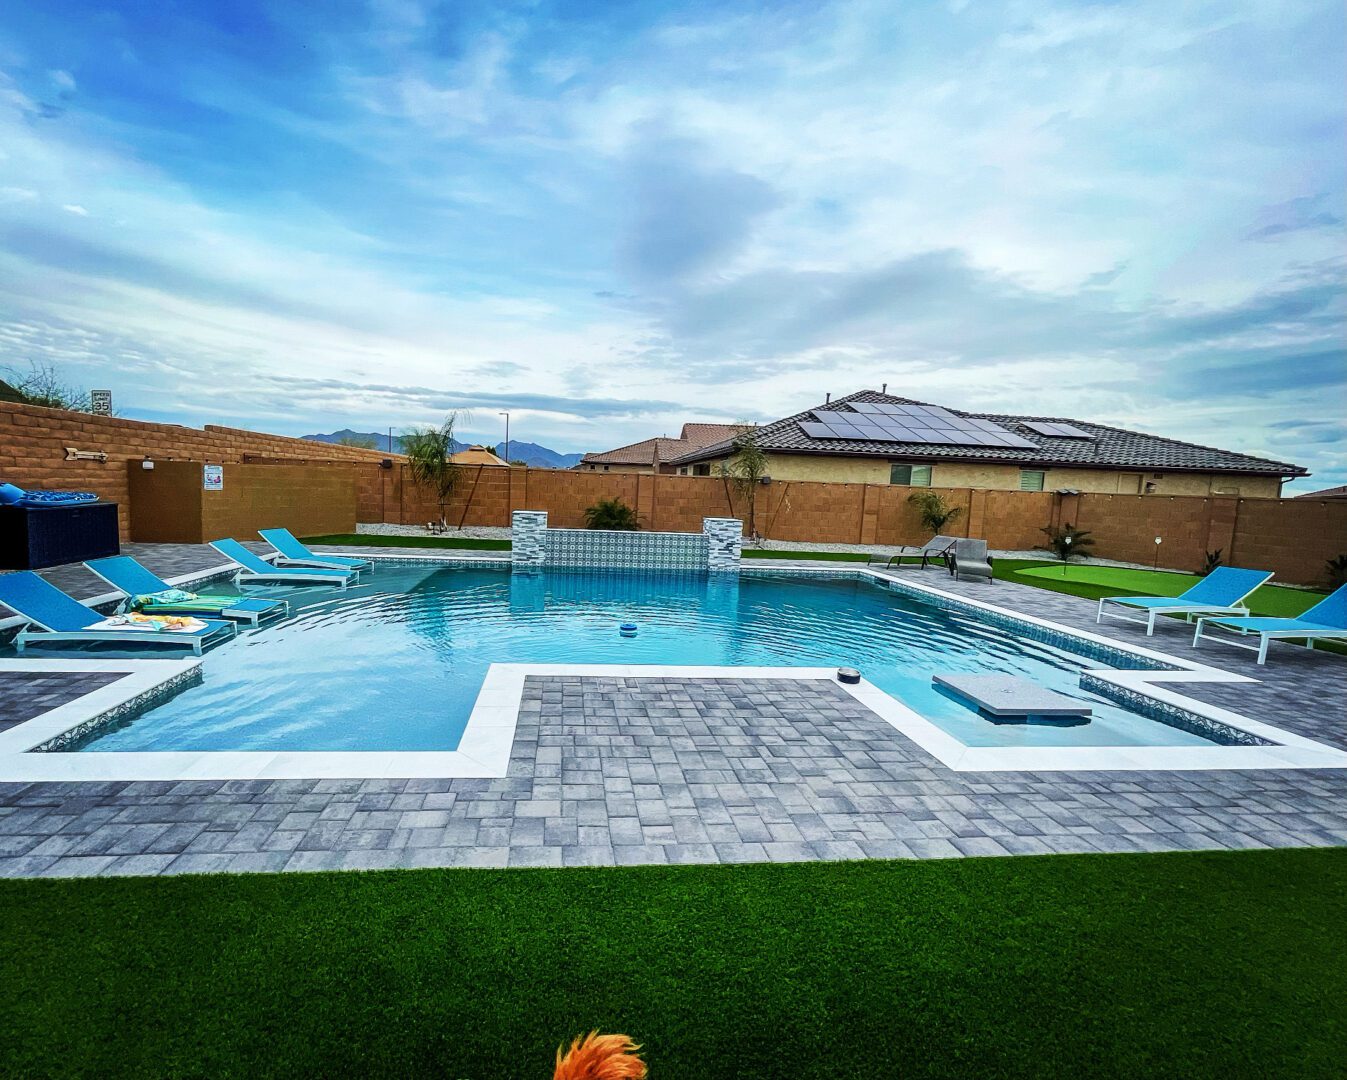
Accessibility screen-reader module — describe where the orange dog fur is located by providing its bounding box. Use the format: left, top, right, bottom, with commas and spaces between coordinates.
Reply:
554, 1032, 647, 1079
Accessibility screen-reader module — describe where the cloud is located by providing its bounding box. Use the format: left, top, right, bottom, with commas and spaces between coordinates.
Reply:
61, 203, 89, 216
1245, 194, 1344, 242
618, 133, 780, 283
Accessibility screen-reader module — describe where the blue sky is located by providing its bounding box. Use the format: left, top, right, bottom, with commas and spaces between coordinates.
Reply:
0, 0, 1342, 490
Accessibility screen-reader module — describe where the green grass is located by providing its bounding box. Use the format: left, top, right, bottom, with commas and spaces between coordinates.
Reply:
301, 532, 512, 551
2, 850, 1343, 1077
743, 547, 871, 562
996, 559, 1327, 618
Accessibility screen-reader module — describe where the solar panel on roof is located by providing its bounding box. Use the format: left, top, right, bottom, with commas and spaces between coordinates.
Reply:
799, 403, 1041, 448
1022, 420, 1094, 439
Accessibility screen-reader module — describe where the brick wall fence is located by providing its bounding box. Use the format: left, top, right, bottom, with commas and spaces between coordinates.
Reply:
375, 464, 1345, 587
0, 400, 391, 540
2, 401, 1343, 586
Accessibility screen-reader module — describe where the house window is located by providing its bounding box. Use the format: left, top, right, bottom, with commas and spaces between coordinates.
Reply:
678, 467, 688, 475
693, 463, 711, 476
1018, 469, 1046, 491
890, 464, 932, 486
603, 465, 609, 472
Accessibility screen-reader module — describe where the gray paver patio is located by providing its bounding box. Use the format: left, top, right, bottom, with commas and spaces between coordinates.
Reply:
0, 544, 1343, 877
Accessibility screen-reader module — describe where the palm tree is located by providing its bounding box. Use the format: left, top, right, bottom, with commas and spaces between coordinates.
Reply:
583, 497, 639, 530
719, 424, 767, 538
403, 415, 461, 531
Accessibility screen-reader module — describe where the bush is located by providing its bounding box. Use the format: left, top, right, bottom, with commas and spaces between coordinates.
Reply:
583, 498, 639, 531
1200, 549, 1224, 576
906, 491, 962, 535
1327, 554, 1347, 590
1039, 523, 1095, 563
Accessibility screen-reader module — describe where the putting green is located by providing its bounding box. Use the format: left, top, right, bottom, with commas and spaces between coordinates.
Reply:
1012, 563, 1324, 618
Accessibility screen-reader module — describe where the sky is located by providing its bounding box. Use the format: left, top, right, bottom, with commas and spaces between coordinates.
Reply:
0, 0, 1343, 491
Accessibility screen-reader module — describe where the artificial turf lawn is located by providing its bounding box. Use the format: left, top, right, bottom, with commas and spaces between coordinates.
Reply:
742, 547, 870, 561
1011, 562, 1327, 618
302, 532, 513, 551
994, 559, 1326, 617
2, 849, 1343, 1078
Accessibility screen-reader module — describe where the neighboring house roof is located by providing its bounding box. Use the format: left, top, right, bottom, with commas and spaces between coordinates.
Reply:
451, 445, 509, 466
1294, 485, 1347, 500
668, 389, 1307, 477
679, 422, 748, 447
580, 422, 750, 467
0, 379, 27, 404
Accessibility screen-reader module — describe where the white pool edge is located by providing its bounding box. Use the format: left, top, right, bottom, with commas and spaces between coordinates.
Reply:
0, 553, 1342, 780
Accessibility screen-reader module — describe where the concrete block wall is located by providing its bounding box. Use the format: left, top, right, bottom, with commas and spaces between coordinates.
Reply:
0, 400, 391, 540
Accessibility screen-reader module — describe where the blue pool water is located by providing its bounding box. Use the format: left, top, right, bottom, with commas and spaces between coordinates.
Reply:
64, 564, 1223, 753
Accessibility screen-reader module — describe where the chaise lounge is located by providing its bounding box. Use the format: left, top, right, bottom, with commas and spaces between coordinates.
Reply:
85, 555, 290, 626
883, 535, 957, 570
1192, 583, 1347, 664
1096, 566, 1272, 636
208, 539, 357, 590
947, 538, 994, 583
258, 528, 372, 578
0, 571, 236, 655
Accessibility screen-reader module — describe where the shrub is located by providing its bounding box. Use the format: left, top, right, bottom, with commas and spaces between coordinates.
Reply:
1039, 523, 1095, 563
907, 491, 962, 535
584, 497, 639, 531
1200, 549, 1224, 576
1327, 554, 1347, 590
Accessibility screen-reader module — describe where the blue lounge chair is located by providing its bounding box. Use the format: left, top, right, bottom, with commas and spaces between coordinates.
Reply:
85, 556, 289, 626
208, 538, 356, 590
258, 528, 371, 578
1096, 566, 1272, 636
0, 572, 235, 655
1193, 583, 1347, 664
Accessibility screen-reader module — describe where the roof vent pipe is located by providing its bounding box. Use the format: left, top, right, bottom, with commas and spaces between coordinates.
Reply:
825, 392, 831, 403
882, 382, 887, 394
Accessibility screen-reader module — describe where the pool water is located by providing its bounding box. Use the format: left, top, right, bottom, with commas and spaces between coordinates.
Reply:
66, 564, 1223, 753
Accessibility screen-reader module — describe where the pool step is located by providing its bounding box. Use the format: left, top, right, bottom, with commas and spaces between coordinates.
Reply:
932, 673, 1092, 717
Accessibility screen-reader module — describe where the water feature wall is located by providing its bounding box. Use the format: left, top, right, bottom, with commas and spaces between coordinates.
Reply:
511, 511, 741, 572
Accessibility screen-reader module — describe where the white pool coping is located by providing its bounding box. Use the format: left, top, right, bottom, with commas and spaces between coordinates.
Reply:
0, 553, 1342, 780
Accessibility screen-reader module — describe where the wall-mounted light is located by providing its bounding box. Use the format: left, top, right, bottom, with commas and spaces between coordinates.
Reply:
141, 456, 155, 470
379, 458, 394, 470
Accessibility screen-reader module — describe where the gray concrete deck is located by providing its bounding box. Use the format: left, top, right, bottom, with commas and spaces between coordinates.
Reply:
0, 544, 1342, 877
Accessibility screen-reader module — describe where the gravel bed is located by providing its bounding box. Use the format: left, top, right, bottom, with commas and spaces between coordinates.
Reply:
356, 523, 512, 540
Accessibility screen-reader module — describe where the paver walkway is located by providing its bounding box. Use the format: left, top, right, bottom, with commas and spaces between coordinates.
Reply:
0, 545, 1342, 877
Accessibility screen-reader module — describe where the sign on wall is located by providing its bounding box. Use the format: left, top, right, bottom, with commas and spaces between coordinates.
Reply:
90, 390, 112, 415
203, 464, 223, 491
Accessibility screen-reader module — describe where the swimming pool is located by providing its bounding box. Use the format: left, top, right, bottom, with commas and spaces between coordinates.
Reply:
58, 563, 1236, 754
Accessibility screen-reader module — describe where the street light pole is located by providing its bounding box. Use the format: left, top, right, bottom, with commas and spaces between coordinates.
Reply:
499, 411, 510, 463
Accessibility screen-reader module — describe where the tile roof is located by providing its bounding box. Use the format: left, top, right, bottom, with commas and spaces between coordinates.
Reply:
668, 389, 1307, 476
1294, 485, 1347, 499
580, 423, 750, 467
579, 436, 694, 467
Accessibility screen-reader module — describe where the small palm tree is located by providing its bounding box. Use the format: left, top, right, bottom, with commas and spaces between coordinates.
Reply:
907, 490, 962, 535
403, 415, 461, 531
584, 497, 639, 531
1039, 523, 1095, 563
719, 424, 767, 538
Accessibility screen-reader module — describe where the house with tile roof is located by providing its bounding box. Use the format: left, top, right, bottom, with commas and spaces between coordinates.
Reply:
577, 422, 749, 475
666, 390, 1306, 498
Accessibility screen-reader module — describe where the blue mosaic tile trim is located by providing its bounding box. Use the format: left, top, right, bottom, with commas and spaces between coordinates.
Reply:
362, 556, 513, 570
544, 528, 709, 570
30, 667, 204, 753
1079, 674, 1274, 747
868, 574, 1181, 672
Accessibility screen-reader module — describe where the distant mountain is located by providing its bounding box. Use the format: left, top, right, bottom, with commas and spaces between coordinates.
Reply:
496, 440, 584, 469
301, 430, 583, 469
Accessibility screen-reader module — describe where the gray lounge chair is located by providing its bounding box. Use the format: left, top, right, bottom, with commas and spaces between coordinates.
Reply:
884, 535, 957, 570
947, 539, 993, 583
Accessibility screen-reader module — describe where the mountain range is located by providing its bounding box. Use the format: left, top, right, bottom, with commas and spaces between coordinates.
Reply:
301, 429, 584, 469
